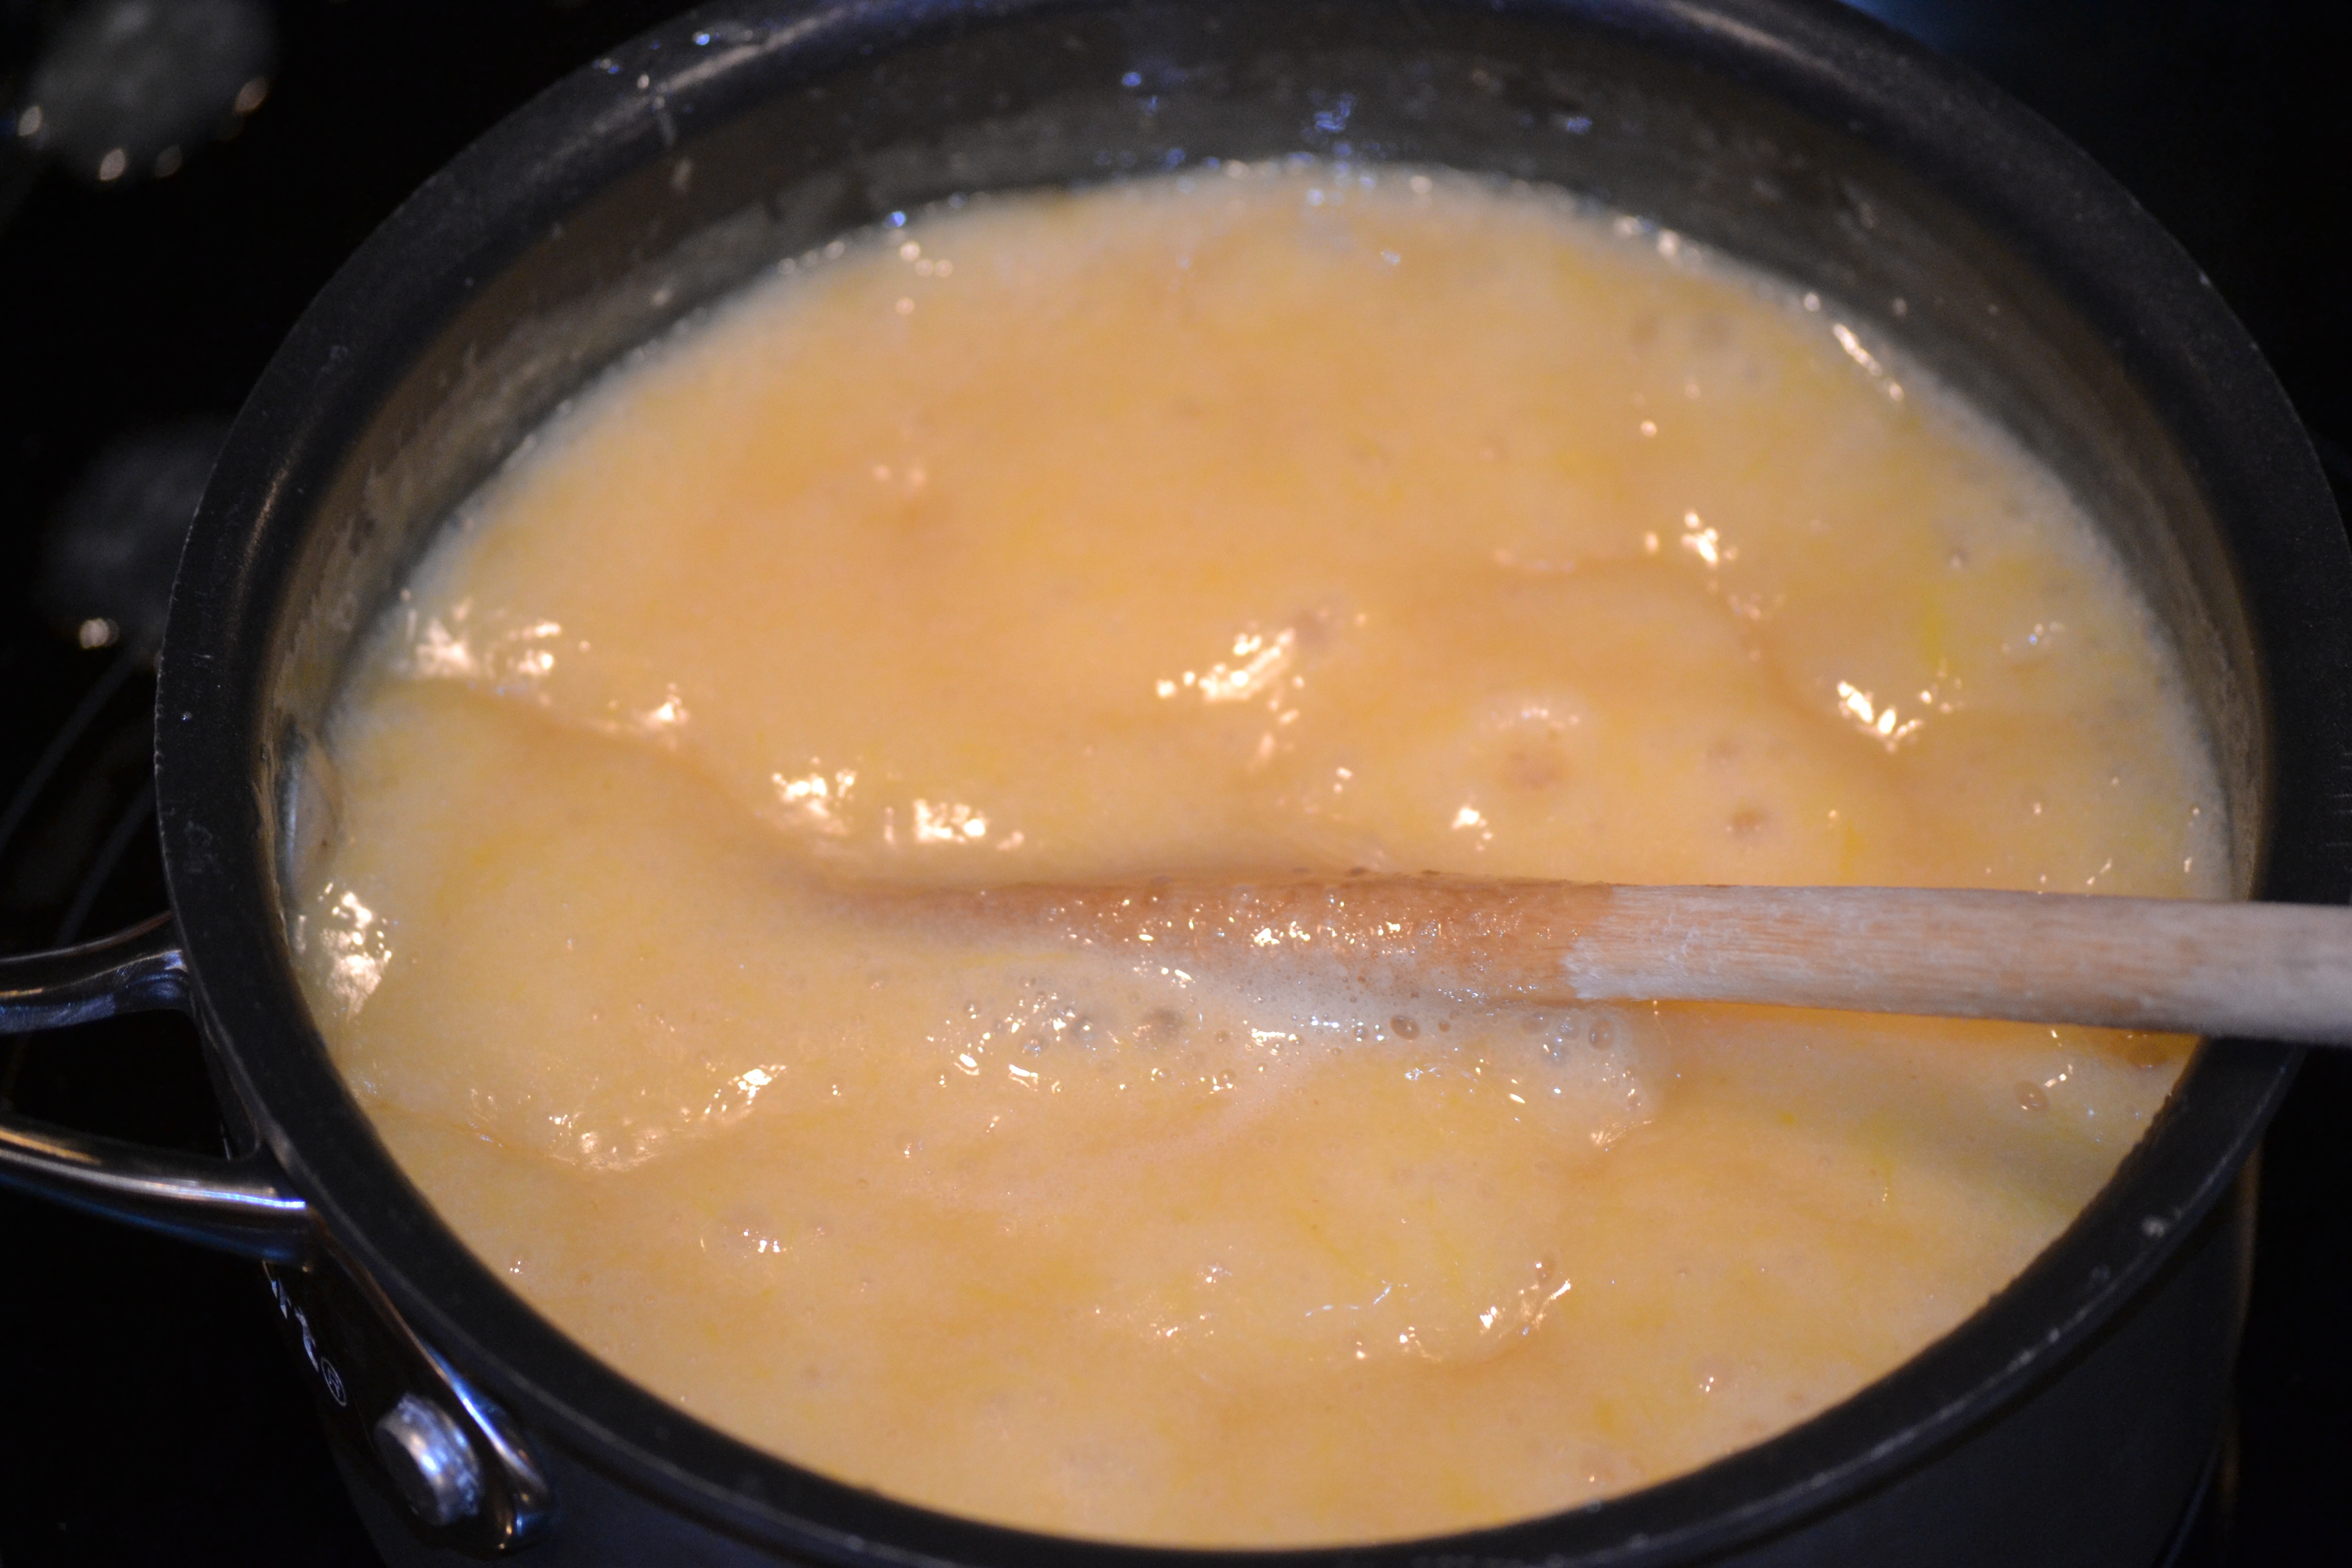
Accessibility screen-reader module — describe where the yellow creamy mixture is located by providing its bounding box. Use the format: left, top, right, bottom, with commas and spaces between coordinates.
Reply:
294, 166, 2224, 1546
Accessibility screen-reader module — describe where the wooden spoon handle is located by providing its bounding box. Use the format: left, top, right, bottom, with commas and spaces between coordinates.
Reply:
912, 878, 2352, 1043
1550, 884, 2352, 1041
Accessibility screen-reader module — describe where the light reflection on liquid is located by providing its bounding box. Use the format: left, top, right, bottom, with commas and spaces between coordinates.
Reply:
310, 884, 389, 1020
1831, 321, 1906, 403
1157, 626, 1298, 705
772, 767, 856, 836
1834, 680, 1924, 748
912, 799, 991, 844
1678, 509, 1730, 568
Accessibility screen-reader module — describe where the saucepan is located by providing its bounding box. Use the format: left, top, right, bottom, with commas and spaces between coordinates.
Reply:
3, 1, 2347, 1562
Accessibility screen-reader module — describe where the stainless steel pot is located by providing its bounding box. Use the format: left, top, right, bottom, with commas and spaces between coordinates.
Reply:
4, 2, 2347, 1563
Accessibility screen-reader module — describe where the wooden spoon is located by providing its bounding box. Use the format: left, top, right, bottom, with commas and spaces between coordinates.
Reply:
884, 875, 2352, 1044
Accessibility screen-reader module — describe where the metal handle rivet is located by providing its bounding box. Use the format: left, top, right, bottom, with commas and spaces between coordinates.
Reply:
373, 1392, 485, 1527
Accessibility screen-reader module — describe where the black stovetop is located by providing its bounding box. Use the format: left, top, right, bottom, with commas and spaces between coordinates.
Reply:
2, 3, 2346, 1563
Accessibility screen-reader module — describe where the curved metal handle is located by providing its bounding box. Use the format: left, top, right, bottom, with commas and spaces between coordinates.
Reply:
5, 919, 552, 1550
0, 915, 314, 1260
0, 910, 188, 1025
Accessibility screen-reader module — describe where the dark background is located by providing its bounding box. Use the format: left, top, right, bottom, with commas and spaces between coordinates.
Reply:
1, 1, 2346, 1563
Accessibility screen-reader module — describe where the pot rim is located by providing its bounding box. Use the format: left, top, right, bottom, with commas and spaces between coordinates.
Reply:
154, 0, 2350, 1562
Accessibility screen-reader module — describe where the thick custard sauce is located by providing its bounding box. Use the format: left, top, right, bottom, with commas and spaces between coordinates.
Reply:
294, 165, 2224, 1546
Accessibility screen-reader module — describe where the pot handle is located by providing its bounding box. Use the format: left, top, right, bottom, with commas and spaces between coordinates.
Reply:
5, 917, 554, 1553
0, 913, 314, 1261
